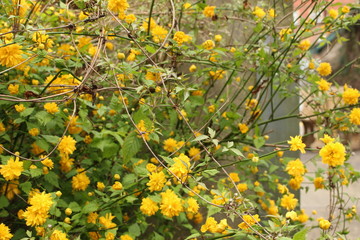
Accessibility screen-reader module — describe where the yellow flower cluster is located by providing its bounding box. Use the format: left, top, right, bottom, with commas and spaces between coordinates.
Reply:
342, 85, 360, 105
163, 138, 184, 152
160, 189, 183, 217
349, 108, 360, 125
201, 217, 228, 233
0, 223, 13, 240
99, 213, 117, 229
317, 62, 332, 76
253, 6, 266, 18
72, 169, 90, 191
238, 123, 249, 134
23, 191, 53, 226
203, 6, 216, 18
280, 193, 298, 210
287, 135, 306, 153
147, 171, 166, 192
107, 0, 129, 14
0, 154, 23, 181
140, 197, 159, 216
238, 214, 261, 230
319, 141, 346, 167
169, 153, 191, 182
151, 25, 168, 43
316, 78, 331, 91
50, 230, 69, 240
173, 31, 192, 45
0, 43, 24, 68
44, 102, 59, 114
58, 135, 77, 156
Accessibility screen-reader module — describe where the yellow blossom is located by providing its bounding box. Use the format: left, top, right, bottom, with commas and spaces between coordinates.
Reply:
349, 108, 360, 125
29, 128, 40, 136
107, 0, 129, 14
238, 214, 261, 230
187, 198, 199, 213
287, 135, 306, 153
317, 62, 332, 76
280, 193, 298, 210
0, 43, 24, 68
316, 78, 331, 91
329, 9, 338, 19
44, 102, 59, 114
319, 219, 331, 230
140, 197, 159, 216
0, 223, 13, 240
214, 34, 222, 42
99, 213, 117, 229
188, 147, 201, 161
238, 123, 249, 134
72, 171, 90, 191
314, 177, 325, 189
203, 6, 216, 18
15, 104, 26, 113
253, 6, 266, 18
298, 39, 311, 51
112, 181, 123, 190
228, 172, 240, 182
285, 159, 306, 177
201, 217, 218, 233
151, 25, 168, 43
189, 64, 197, 72
320, 134, 335, 144
163, 138, 178, 152
160, 189, 183, 217
0, 155, 23, 181
342, 85, 360, 105
237, 183, 248, 192
58, 135, 76, 155
8, 84, 19, 95
286, 211, 298, 221
319, 142, 346, 167
342, 6, 350, 14
120, 235, 133, 240
147, 171, 166, 192
202, 40, 215, 50
173, 31, 192, 45
125, 14, 136, 24
268, 8, 275, 18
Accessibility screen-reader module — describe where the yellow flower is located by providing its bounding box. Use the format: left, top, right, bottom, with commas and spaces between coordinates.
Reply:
280, 193, 298, 210
160, 189, 183, 218
189, 64, 197, 72
342, 6, 350, 14
314, 177, 325, 189
253, 6, 266, 18
0, 223, 13, 240
50, 230, 69, 240
107, 0, 129, 14
0, 122, 5, 132
328, 9, 338, 19
0, 155, 23, 181
140, 197, 159, 216
201, 217, 218, 233
214, 34, 222, 42
1, 180, 20, 200
136, 120, 151, 141
8, 84, 19, 95
99, 213, 117, 229
287, 135, 306, 153
238, 214, 261, 230
23, 192, 53, 226
285, 159, 306, 177
15, 104, 26, 112
298, 209, 309, 223
87, 212, 98, 224
342, 85, 360, 105
315, 78, 332, 91
349, 108, 360, 125
298, 39, 311, 51
186, 198, 199, 213
238, 123, 249, 134
188, 147, 201, 161
173, 31, 192, 45
319, 219, 331, 230
268, 8, 275, 18
58, 135, 76, 155
41, 155, 54, 169
289, 176, 303, 190
0, 43, 24, 68
169, 153, 191, 182
319, 142, 346, 167
317, 62, 332, 76
147, 171, 166, 192
151, 25, 168, 43
228, 172, 240, 182
66, 116, 82, 134
120, 235, 133, 240
203, 6, 216, 18
72, 171, 90, 191
209, 69, 225, 80
97, 182, 105, 191
286, 211, 298, 221
163, 138, 178, 152
29, 128, 40, 136
59, 153, 74, 173
112, 181, 123, 190
202, 40, 215, 50
125, 14, 136, 24
319, 134, 334, 144
44, 102, 59, 114
237, 183, 248, 192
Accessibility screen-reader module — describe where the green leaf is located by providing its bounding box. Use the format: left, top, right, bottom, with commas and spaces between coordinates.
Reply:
146, 45, 156, 54
208, 127, 216, 138
42, 135, 60, 144
19, 181, 32, 194
129, 223, 141, 237
82, 202, 99, 213
230, 148, 244, 157
293, 228, 308, 240
254, 137, 266, 149
30, 168, 43, 178
121, 132, 142, 164
35, 111, 53, 125
202, 169, 219, 177
185, 233, 201, 240
68, 202, 81, 212
0, 195, 9, 208
44, 171, 60, 188
192, 135, 209, 142
207, 205, 222, 217
20, 108, 34, 117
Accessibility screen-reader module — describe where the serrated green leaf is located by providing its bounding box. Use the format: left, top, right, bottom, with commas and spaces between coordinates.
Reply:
129, 223, 141, 237
208, 127, 215, 138
42, 135, 60, 144
145, 45, 156, 54
185, 233, 201, 240
68, 202, 81, 212
121, 132, 141, 164
82, 202, 99, 213
230, 148, 244, 157
0, 195, 9, 208
20, 108, 34, 117
207, 205, 222, 217
19, 181, 32, 194
44, 171, 60, 188
254, 137, 266, 149
202, 169, 219, 177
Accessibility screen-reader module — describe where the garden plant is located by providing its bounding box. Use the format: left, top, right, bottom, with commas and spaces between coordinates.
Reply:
0, 0, 360, 239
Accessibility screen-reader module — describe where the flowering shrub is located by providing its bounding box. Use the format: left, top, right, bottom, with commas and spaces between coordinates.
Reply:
0, 0, 360, 239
